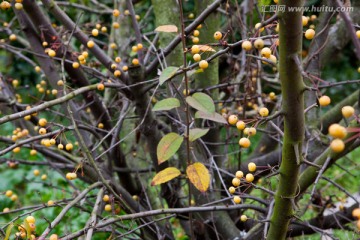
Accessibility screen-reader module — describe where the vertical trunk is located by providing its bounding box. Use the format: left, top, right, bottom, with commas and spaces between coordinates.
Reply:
267, 1, 305, 239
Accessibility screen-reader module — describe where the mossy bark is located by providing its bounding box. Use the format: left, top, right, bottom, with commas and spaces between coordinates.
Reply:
267, 1, 305, 239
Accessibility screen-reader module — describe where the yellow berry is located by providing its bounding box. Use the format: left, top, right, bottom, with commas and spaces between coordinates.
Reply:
113, 9, 120, 17
228, 115, 238, 125
132, 58, 139, 65
235, 171, 244, 179
232, 177, 241, 187
66, 143, 73, 151
240, 215, 248, 222
330, 139, 345, 153
248, 162, 256, 172
239, 138, 250, 148
318, 95, 331, 106
199, 60, 208, 69
229, 186, 236, 194
49, 139, 56, 145
101, 26, 107, 32
122, 66, 128, 71
52, 89, 58, 95
191, 45, 200, 54
193, 30, 200, 37
48, 49, 56, 57
10, 194, 18, 201
0, 1, 11, 10
302, 16, 309, 26
259, 107, 269, 117
260, 47, 271, 58
57, 80, 64, 86
255, 23, 264, 32
103, 195, 110, 202
5, 190, 13, 197
30, 149, 37, 156
342, 106, 354, 118
38, 118, 47, 127
132, 46, 138, 52
328, 124, 347, 139
72, 62, 80, 69
137, 43, 143, 50
115, 57, 121, 63
104, 204, 112, 212
41, 174, 47, 180
33, 169, 40, 176
9, 34, 17, 41
213, 31, 222, 40
236, 121, 246, 131
35, 66, 41, 72
98, 123, 104, 129
233, 196, 241, 204
13, 147, 21, 153
193, 53, 201, 62
26, 216, 36, 224
242, 40, 252, 51
352, 208, 360, 219
254, 38, 264, 49
192, 37, 199, 44
39, 128, 47, 135
87, 40, 95, 48
3, 208, 9, 213
47, 200, 55, 206
114, 70, 121, 77
58, 143, 64, 150
245, 173, 254, 182
247, 127, 257, 136
188, 13, 194, 19
305, 29, 315, 40
92, 29, 99, 37
269, 55, 277, 64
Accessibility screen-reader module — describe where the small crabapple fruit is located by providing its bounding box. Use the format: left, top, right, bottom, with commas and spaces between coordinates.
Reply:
259, 107, 269, 117
235, 171, 244, 179
328, 124, 347, 139
229, 186, 236, 194
318, 95, 331, 106
233, 196, 241, 204
330, 139, 345, 153
104, 204, 112, 212
242, 40, 252, 51
245, 173, 254, 182
103, 195, 110, 202
228, 115, 238, 125
254, 38, 264, 49
248, 162, 257, 172
305, 29, 315, 40
236, 121, 246, 131
191, 45, 200, 54
87, 40, 95, 48
199, 60, 209, 69
213, 31, 222, 40
240, 215, 248, 222
193, 53, 201, 62
239, 138, 251, 148
342, 106, 354, 118
232, 177, 241, 187
260, 47, 271, 58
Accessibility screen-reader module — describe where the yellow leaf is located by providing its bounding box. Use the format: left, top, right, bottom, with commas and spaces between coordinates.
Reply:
155, 25, 178, 33
198, 45, 216, 52
186, 162, 210, 192
151, 167, 181, 186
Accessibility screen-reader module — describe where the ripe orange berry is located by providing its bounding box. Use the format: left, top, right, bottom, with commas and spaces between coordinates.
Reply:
352, 208, 360, 219
232, 177, 241, 187
330, 139, 345, 153
245, 173, 254, 182
248, 162, 256, 172
342, 106, 354, 118
259, 107, 269, 117
305, 29, 315, 40
115, 57, 121, 63
328, 124, 347, 139
233, 196, 241, 204
241, 40, 252, 51
239, 138, 251, 148
318, 95, 331, 106
114, 70, 121, 77
213, 31, 222, 40
236, 121, 246, 131
228, 115, 238, 125
199, 60, 208, 69
97, 83, 105, 91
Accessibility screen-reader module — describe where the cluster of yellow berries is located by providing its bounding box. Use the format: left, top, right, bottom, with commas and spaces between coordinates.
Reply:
352, 208, 360, 230
10, 127, 29, 143
4, 189, 18, 202
229, 162, 257, 204
14, 216, 38, 239
328, 105, 354, 153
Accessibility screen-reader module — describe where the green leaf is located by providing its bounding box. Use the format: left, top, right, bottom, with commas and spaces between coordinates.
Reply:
186, 92, 215, 114
159, 67, 179, 85
4, 223, 14, 240
151, 167, 181, 186
157, 133, 183, 164
189, 128, 209, 142
195, 111, 227, 124
186, 162, 210, 192
152, 98, 180, 112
